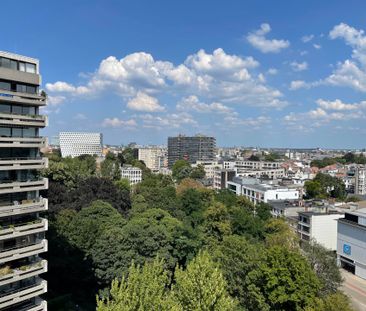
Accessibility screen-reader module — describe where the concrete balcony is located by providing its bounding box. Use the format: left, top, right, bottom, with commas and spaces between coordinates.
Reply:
0, 158, 48, 171
0, 113, 47, 128
21, 299, 47, 311
0, 260, 47, 286
0, 178, 48, 195
0, 218, 48, 241
0, 279, 47, 310
0, 137, 47, 148
0, 90, 45, 106
0, 239, 48, 264
0, 198, 48, 217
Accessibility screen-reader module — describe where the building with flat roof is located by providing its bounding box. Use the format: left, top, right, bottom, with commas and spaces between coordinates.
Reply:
227, 177, 299, 204
167, 135, 216, 167
337, 208, 366, 279
298, 211, 344, 250
138, 146, 166, 172
213, 168, 236, 190
120, 165, 142, 185
0, 51, 48, 310
59, 132, 103, 158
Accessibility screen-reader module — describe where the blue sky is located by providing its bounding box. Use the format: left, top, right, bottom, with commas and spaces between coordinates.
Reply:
2, 0, 366, 148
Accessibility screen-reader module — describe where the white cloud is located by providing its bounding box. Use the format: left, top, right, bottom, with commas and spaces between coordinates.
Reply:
290, 61, 308, 72
289, 80, 309, 90
102, 118, 137, 128
139, 112, 197, 130
267, 68, 278, 75
74, 113, 87, 120
224, 115, 271, 128
247, 23, 290, 53
45, 48, 287, 111
176, 95, 236, 115
302, 35, 314, 43
316, 99, 359, 111
47, 95, 66, 106
127, 92, 165, 112
313, 44, 321, 49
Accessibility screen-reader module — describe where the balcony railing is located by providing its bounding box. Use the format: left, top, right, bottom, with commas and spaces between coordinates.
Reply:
0, 137, 47, 148
0, 198, 48, 217
0, 218, 48, 241
0, 157, 48, 171
0, 260, 47, 287
0, 178, 48, 194
0, 90, 46, 106
0, 113, 47, 128
0, 239, 47, 264
0, 279, 47, 309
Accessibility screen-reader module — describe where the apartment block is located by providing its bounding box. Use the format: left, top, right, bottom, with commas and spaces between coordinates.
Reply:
167, 135, 216, 167
0, 51, 48, 310
192, 160, 220, 179
337, 208, 366, 279
298, 211, 344, 250
138, 146, 166, 172
213, 168, 236, 190
355, 166, 366, 195
59, 132, 103, 158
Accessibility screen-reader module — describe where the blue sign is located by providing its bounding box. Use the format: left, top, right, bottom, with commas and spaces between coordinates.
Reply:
343, 244, 351, 255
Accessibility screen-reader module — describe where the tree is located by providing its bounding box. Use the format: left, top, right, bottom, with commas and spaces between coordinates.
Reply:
97, 251, 237, 311
264, 218, 299, 250
190, 164, 206, 180
212, 235, 266, 310
100, 158, 121, 181
202, 202, 232, 241
247, 246, 321, 311
176, 178, 204, 196
256, 203, 272, 221
248, 154, 260, 161
171, 250, 238, 310
304, 180, 324, 199
229, 206, 265, 240
96, 257, 176, 311
215, 189, 238, 207
305, 291, 354, 311
172, 160, 192, 182
301, 241, 342, 296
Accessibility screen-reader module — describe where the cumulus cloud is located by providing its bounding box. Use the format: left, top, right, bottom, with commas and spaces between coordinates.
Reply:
289, 80, 310, 90
290, 61, 308, 72
45, 48, 286, 109
102, 118, 137, 128
176, 95, 236, 115
267, 68, 278, 75
127, 92, 165, 112
139, 112, 197, 130
47, 95, 66, 106
313, 44, 321, 49
224, 115, 271, 128
302, 35, 314, 43
316, 99, 359, 111
247, 23, 290, 53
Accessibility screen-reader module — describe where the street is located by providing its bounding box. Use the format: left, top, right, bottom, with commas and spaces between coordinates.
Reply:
341, 270, 366, 311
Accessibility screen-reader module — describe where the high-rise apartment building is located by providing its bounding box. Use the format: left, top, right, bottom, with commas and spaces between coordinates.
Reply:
59, 132, 103, 158
138, 146, 166, 172
167, 135, 216, 167
0, 51, 48, 310
355, 166, 366, 195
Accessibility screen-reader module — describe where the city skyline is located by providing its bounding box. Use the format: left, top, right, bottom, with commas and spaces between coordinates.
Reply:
2, 1, 366, 148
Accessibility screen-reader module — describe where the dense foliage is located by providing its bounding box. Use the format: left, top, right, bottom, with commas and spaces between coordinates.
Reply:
310, 152, 366, 168
304, 173, 347, 200
44, 155, 353, 311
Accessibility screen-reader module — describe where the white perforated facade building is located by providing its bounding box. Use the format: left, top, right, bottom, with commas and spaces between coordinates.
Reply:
59, 132, 103, 158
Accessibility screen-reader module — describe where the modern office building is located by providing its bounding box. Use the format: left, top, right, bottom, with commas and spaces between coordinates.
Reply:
298, 211, 344, 250
337, 208, 366, 279
120, 165, 142, 185
59, 132, 103, 158
167, 135, 216, 167
0, 51, 48, 310
227, 177, 299, 204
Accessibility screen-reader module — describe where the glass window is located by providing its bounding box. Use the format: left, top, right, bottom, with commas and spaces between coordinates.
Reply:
22, 106, 36, 115
19, 62, 26, 72
12, 105, 22, 114
10, 60, 17, 70
26, 85, 36, 94
12, 128, 22, 137
25, 63, 36, 73
0, 81, 11, 91
16, 84, 27, 93
0, 58, 10, 69
0, 127, 11, 137
0, 104, 11, 113
23, 128, 36, 137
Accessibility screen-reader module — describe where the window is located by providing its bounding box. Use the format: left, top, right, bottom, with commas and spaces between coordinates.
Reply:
16, 84, 27, 93
19, 62, 26, 72
25, 63, 36, 73
0, 127, 11, 137
0, 81, 11, 91
26, 85, 36, 94
0, 104, 10, 113
0, 57, 10, 68
12, 105, 22, 114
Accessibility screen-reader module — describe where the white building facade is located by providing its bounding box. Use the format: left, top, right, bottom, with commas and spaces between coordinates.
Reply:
120, 165, 142, 185
227, 177, 299, 204
138, 147, 166, 172
59, 132, 103, 158
298, 211, 344, 250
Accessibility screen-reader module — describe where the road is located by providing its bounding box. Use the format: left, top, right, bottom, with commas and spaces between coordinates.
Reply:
341, 270, 366, 311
